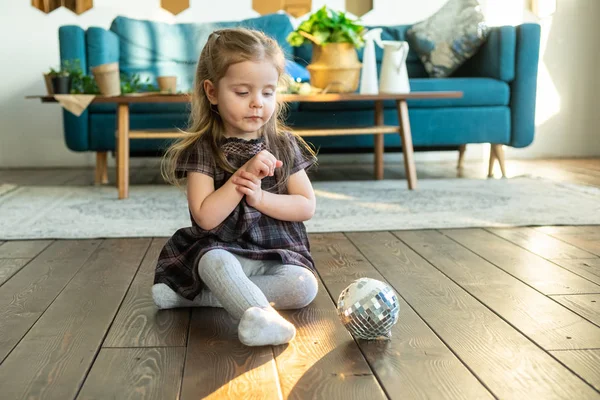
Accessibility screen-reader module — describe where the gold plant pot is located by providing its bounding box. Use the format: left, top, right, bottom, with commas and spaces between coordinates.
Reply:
307, 43, 362, 93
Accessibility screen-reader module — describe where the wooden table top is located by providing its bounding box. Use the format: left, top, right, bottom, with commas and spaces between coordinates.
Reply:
27, 91, 463, 104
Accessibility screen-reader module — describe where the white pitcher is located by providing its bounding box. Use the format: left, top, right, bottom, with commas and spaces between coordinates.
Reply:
359, 28, 383, 94
379, 41, 411, 94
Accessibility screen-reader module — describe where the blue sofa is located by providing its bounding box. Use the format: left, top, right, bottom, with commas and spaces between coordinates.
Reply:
58, 13, 541, 166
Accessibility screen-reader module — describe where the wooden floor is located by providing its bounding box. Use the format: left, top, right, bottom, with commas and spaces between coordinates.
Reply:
1, 157, 600, 399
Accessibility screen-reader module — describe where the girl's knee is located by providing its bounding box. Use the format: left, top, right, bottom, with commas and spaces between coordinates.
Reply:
198, 249, 239, 275
288, 268, 318, 308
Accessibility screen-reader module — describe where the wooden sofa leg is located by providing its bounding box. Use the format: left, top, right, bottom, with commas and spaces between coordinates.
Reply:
488, 144, 496, 178
457, 144, 466, 174
488, 144, 507, 178
95, 151, 109, 185
113, 150, 119, 188
492, 144, 507, 178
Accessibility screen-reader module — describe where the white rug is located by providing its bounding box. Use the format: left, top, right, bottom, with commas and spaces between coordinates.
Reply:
0, 177, 599, 239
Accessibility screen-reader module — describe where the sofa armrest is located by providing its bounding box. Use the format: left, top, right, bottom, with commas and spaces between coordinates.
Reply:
59, 25, 89, 152
510, 23, 541, 148
86, 27, 120, 68
456, 26, 516, 82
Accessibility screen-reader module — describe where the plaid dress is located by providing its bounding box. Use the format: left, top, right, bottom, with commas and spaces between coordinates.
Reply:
154, 134, 317, 300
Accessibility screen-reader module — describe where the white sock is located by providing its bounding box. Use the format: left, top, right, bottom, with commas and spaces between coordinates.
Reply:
237, 307, 296, 346
152, 283, 222, 310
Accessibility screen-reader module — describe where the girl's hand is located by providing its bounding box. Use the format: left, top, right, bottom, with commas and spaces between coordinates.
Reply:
233, 171, 263, 208
243, 150, 283, 179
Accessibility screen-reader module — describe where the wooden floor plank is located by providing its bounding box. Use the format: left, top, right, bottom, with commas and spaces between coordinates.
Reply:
397, 230, 600, 351
273, 277, 387, 399
77, 347, 186, 400
0, 240, 101, 363
442, 229, 600, 295
550, 259, 600, 286
180, 308, 280, 400
0, 169, 59, 185
551, 294, 600, 327
103, 238, 189, 347
533, 160, 600, 187
0, 238, 150, 400
311, 233, 494, 399
538, 226, 600, 235
549, 350, 600, 392
487, 227, 598, 260
0, 258, 29, 286
512, 160, 600, 187
550, 158, 600, 172
62, 169, 97, 186
346, 231, 600, 399
537, 226, 600, 257
131, 167, 160, 185
0, 240, 52, 258
34, 168, 89, 186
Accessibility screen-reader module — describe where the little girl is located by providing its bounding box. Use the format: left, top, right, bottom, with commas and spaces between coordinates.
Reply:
152, 28, 319, 347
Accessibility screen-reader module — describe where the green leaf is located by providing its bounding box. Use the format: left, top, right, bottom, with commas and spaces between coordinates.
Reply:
313, 30, 331, 44
298, 19, 313, 32
286, 6, 365, 49
287, 32, 304, 47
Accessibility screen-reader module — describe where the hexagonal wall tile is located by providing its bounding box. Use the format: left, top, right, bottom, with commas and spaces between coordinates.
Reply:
63, 0, 94, 15
31, 0, 61, 13
161, 0, 190, 15
346, 0, 373, 17
253, 0, 311, 18
284, 0, 311, 17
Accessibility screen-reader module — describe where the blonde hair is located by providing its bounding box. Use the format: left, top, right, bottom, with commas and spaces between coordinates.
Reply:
161, 28, 316, 189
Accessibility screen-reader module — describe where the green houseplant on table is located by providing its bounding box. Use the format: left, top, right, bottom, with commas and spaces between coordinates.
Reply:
45, 62, 73, 95
287, 6, 365, 93
44, 58, 160, 96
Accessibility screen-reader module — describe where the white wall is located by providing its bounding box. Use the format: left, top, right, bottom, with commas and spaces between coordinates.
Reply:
506, 0, 600, 159
0, 0, 598, 168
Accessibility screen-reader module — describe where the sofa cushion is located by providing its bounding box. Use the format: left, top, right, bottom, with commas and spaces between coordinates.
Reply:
86, 27, 119, 69
285, 60, 310, 82
406, 0, 489, 77
108, 13, 295, 91
298, 78, 509, 111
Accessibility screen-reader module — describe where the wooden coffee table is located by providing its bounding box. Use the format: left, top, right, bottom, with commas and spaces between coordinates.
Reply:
29, 91, 462, 199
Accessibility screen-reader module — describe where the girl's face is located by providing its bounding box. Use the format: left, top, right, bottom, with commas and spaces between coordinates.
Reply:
204, 60, 278, 140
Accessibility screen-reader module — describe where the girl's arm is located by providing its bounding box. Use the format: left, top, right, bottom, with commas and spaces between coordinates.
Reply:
187, 171, 244, 230
187, 150, 281, 230
234, 169, 315, 222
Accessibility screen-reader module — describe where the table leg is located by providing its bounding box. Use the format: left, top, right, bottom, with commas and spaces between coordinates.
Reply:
374, 100, 384, 180
115, 149, 119, 189
396, 100, 417, 190
117, 103, 130, 199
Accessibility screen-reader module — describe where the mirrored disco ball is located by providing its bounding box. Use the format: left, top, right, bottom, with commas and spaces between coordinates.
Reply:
337, 278, 400, 340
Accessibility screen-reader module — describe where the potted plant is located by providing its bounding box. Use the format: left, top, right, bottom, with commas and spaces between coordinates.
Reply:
46, 65, 72, 95
287, 6, 365, 93
68, 59, 101, 95
157, 76, 177, 93
91, 62, 121, 96
120, 72, 159, 94
43, 69, 56, 96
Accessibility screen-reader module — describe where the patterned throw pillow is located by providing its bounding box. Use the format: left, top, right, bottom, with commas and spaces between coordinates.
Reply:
406, 0, 489, 78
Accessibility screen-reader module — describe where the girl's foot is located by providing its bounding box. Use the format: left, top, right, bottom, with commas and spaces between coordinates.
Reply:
152, 283, 222, 309
152, 283, 195, 309
238, 307, 296, 346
